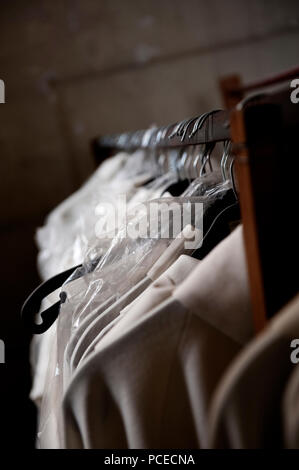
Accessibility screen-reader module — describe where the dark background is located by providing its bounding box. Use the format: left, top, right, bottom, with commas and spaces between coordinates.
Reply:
1, 0, 299, 448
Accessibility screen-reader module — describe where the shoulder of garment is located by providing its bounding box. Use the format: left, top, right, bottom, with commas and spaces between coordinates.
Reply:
208, 291, 299, 449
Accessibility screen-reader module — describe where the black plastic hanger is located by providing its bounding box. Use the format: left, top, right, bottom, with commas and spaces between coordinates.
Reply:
21, 264, 82, 334
21, 253, 104, 334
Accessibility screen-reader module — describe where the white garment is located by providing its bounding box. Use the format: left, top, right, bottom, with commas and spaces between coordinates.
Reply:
37, 225, 200, 448
72, 252, 199, 374
61, 226, 253, 448
30, 158, 175, 409
36, 150, 152, 280
66, 225, 200, 375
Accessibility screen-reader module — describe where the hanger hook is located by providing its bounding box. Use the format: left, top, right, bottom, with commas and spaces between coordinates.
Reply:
221, 140, 229, 181
229, 157, 238, 199
200, 142, 215, 177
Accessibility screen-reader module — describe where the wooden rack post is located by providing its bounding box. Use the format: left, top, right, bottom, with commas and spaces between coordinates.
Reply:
219, 74, 243, 109
230, 88, 299, 332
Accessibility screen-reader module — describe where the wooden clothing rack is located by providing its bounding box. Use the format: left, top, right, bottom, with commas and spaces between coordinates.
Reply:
91, 66, 299, 334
